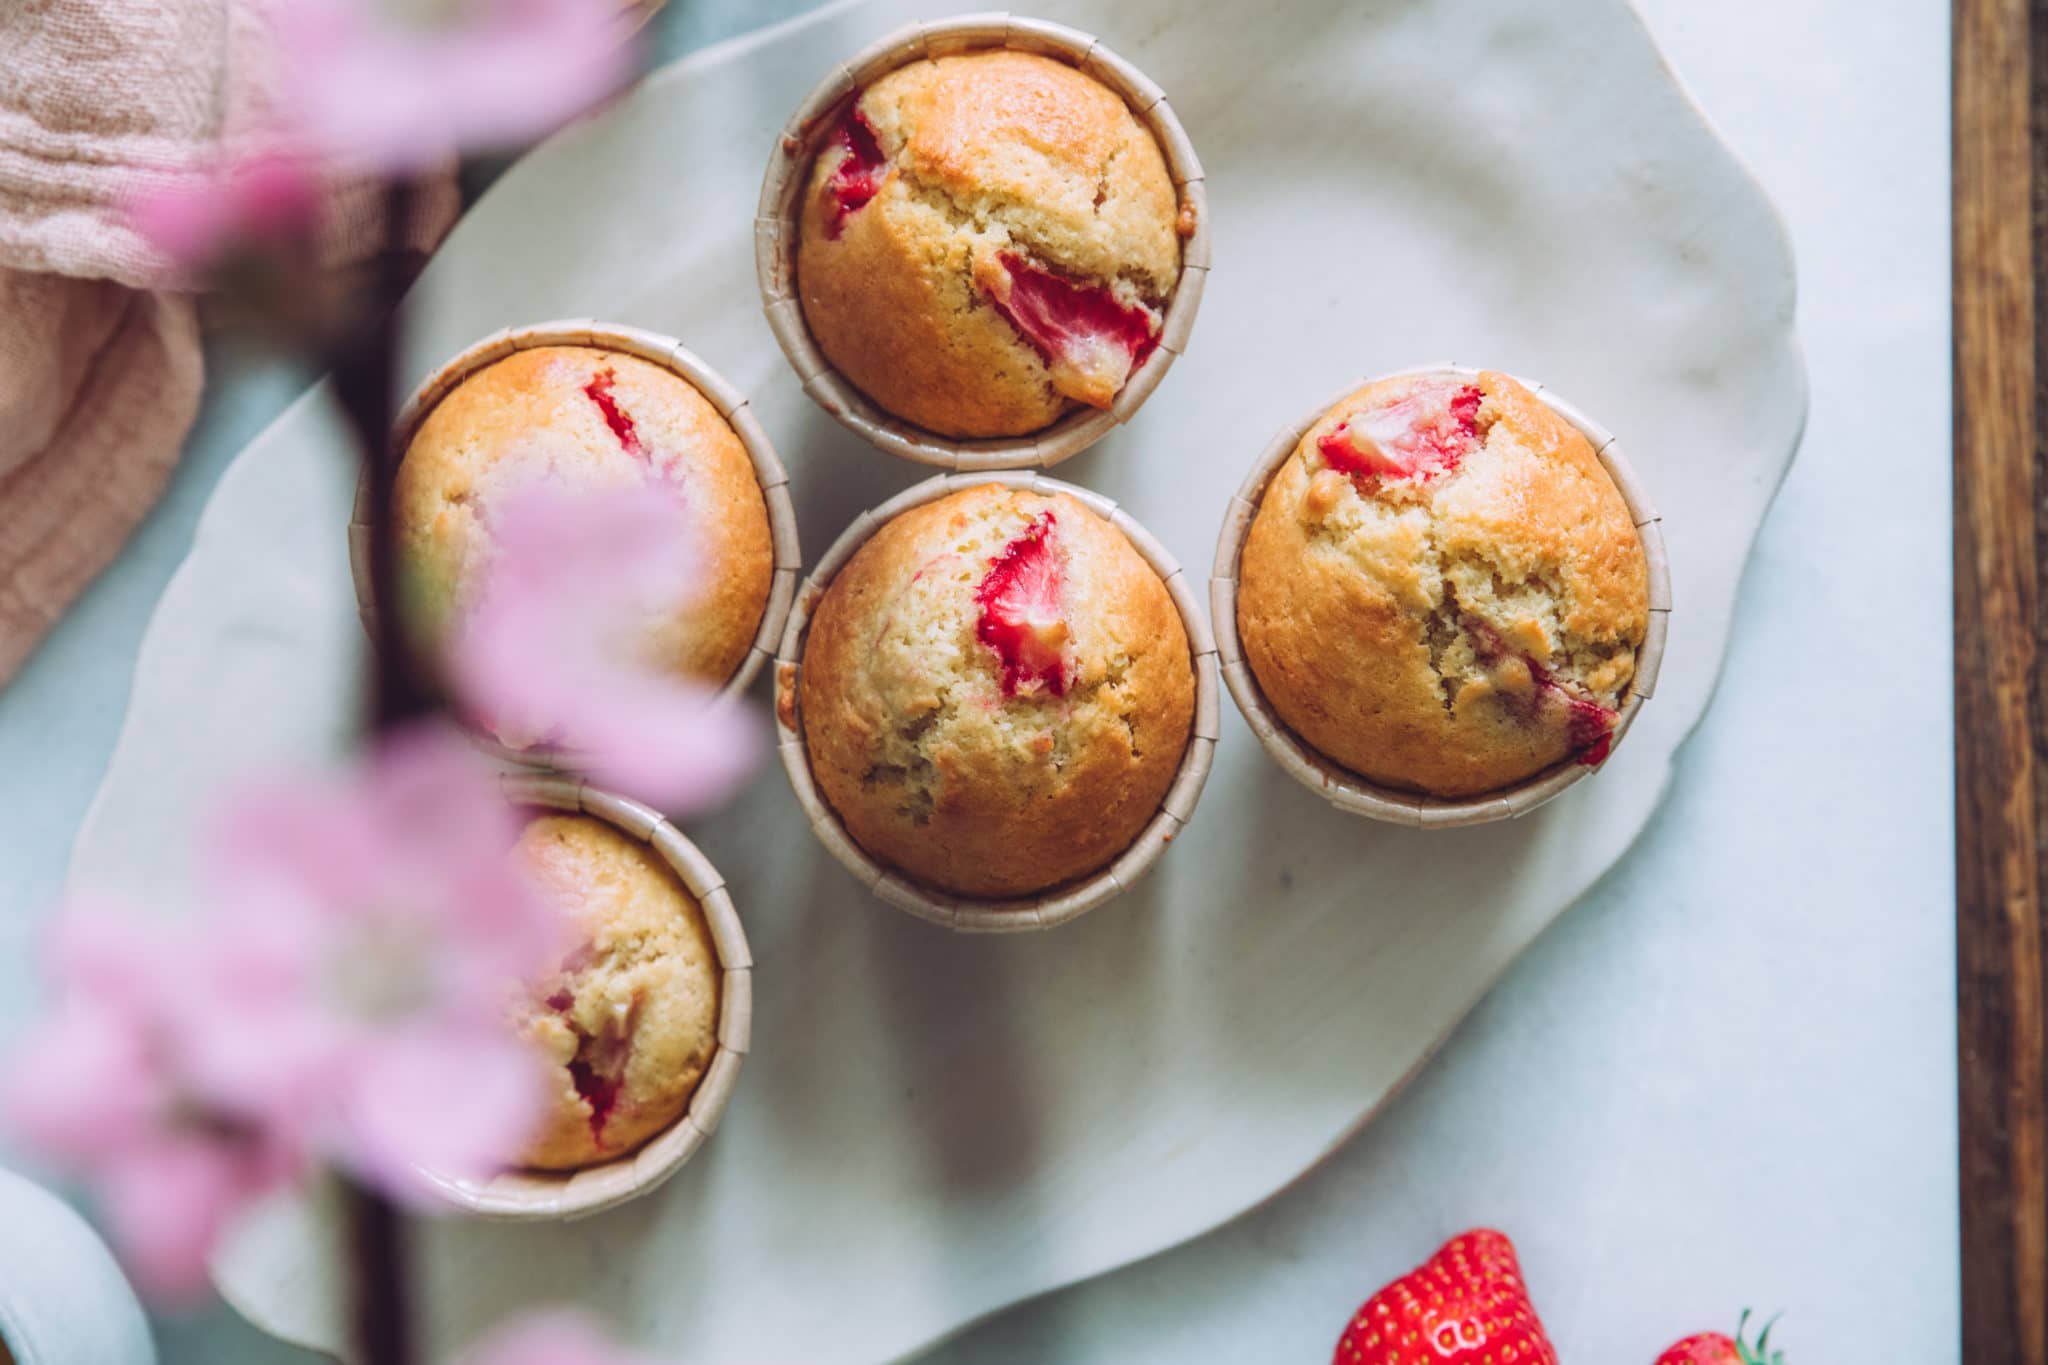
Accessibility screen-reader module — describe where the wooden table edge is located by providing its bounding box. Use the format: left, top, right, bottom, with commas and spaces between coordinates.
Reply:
1955, 0, 2048, 1357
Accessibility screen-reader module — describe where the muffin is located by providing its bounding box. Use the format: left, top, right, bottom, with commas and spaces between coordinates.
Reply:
795, 49, 1185, 438
392, 344, 773, 702
1237, 370, 1649, 798
795, 484, 1194, 898
512, 814, 722, 1170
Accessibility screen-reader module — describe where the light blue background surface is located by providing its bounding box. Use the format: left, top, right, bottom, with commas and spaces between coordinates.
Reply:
0, 0, 1953, 1359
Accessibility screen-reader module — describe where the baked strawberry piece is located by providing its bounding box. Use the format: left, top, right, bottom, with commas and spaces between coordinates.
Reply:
1318, 381, 1484, 484
580, 366, 646, 458
822, 100, 888, 238
974, 512, 1071, 697
1461, 614, 1622, 768
564, 991, 641, 1147
980, 253, 1161, 409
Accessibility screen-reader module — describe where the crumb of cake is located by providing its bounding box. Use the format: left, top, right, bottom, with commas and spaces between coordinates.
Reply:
974, 512, 1071, 697
978, 252, 1160, 408
823, 98, 888, 238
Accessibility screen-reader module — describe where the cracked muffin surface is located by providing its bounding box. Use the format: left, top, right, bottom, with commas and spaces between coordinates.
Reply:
392, 345, 773, 697
1237, 370, 1649, 798
512, 814, 721, 1171
796, 484, 1194, 898
795, 49, 1184, 438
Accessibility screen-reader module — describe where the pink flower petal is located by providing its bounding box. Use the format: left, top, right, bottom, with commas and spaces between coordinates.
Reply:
2, 897, 296, 1305
1, 899, 189, 1163
451, 480, 762, 812
576, 674, 764, 816
333, 1029, 547, 1204
2, 1006, 165, 1164
266, 0, 634, 175
99, 1138, 250, 1303
457, 1310, 661, 1365
180, 723, 565, 1183
11, 725, 589, 1299
125, 154, 321, 271
45, 896, 187, 1005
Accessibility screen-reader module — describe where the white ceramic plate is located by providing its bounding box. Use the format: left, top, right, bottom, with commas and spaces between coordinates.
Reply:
70, 0, 1805, 1358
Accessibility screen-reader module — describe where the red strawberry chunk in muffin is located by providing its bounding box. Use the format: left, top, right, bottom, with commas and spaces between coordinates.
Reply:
566, 992, 642, 1147
1461, 613, 1619, 765
567, 1060, 621, 1144
1562, 693, 1617, 765
823, 99, 888, 238
582, 367, 645, 459
1319, 381, 1484, 484
974, 513, 1070, 697
1525, 654, 1619, 766
981, 251, 1160, 409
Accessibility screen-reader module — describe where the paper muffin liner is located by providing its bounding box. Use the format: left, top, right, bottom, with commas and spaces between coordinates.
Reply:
349, 319, 802, 770
1210, 364, 1674, 827
754, 13, 1211, 471
775, 472, 1221, 931
411, 772, 752, 1222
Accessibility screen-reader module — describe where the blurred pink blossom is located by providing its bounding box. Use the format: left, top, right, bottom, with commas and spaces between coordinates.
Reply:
2, 904, 299, 1302
127, 0, 634, 271
457, 1310, 663, 1365
127, 153, 321, 271
452, 479, 763, 813
268, 0, 636, 175
5, 724, 570, 1295
176, 724, 566, 1201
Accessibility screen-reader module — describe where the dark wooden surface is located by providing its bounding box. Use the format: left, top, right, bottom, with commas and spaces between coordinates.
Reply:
1956, 0, 2048, 1357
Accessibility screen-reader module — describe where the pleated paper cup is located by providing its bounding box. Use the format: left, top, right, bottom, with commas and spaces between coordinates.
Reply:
1211, 365, 1674, 827
413, 772, 753, 1221
775, 472, 1221, 931
349, 320, 802, 768
755, 13, 1211, 470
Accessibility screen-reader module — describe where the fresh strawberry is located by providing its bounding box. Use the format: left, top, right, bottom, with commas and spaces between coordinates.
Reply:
1333, 1228, 1558, 1365
1654, 1312, 1787, 1365
823, 98, 888, 237
980, 251, 1159, 407
974, 513, 1070, 697
1318, 381, 1484, 484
